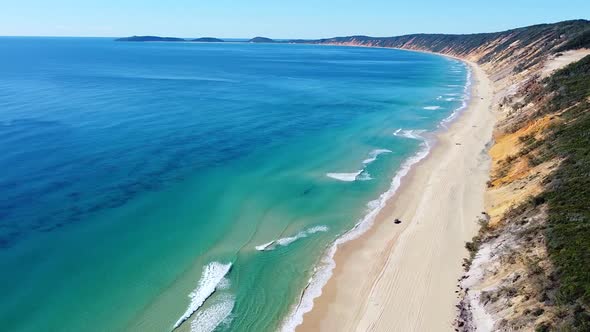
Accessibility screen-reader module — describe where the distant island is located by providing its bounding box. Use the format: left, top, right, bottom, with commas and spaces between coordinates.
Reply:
116, 35, 280, 43
191, 37, 224, 42
115, 36, 224, 42
115, 36, 186, 42
248, 37, 275, 43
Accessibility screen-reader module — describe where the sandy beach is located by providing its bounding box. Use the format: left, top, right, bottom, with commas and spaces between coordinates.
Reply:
297, 60, 495, 331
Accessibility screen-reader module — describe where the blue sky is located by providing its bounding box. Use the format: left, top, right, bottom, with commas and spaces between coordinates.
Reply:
1, 0, 589, 38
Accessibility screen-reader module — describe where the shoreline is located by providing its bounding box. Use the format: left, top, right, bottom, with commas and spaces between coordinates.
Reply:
286, 53, 495, 331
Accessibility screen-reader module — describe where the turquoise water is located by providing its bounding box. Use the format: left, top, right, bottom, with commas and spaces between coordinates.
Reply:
0, 38, 468, 332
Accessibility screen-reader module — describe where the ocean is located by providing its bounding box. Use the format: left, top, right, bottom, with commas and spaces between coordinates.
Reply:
0, 37, 468, 332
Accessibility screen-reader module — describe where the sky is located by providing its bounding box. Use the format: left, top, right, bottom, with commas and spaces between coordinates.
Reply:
1, 0, 589, 38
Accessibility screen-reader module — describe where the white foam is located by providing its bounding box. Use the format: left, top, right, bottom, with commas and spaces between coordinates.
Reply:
423, 106, 441, 110
444, 97, 456, 101
254, 241, 275, 251
356, 172, 373, 181
440, 66, 472, 128
306, 225, 329, 234
189, 294, 235, 332
216, 277, 231, 291
327, 148, 391, 182
393, 129, 426, 140
172, 262, 232, 330
280, 134, 432, 332
256, 226, 329, 251
362, 149, 392, 165
326, 170, 362, 182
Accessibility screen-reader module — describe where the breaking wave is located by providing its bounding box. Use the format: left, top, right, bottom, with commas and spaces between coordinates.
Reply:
423, 106, 441, 110
393, 128, 426, 140
189, 294, 235, 332
172, 262, 232, 330
441, 65, 472, 127
326, 170, 363, 182
327, 149, 391, 182
362, 149, 392, 165
256, 226, 329, 251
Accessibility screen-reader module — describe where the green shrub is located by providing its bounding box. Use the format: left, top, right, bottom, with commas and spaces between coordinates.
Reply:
536, 55, 590, 329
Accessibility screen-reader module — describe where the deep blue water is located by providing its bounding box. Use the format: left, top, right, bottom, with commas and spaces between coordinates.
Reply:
0, 37, 467, 331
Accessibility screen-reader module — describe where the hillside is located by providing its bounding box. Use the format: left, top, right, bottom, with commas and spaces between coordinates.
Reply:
115, 35, 186, 42
116, 36, 225, 42
191, 37, 224, 42
301, 20, 589, 72
249, 36, 275, 43
305, 20, 590, 331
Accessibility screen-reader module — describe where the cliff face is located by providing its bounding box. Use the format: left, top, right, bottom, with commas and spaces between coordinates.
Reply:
459, 53, 590, 332
309, 20, 590, 331
306, 20, 588, 72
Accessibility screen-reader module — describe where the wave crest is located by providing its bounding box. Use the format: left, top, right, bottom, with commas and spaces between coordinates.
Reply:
441, 66, 472, 127
423, 106, 441, 110
256, 226, 329, 251
362, 149, 392, 165
189, 294, 235, 332
172, 262, 232, 330
393, 128, 426, 140
326, 170, 362, 182
327, 149, 391, 182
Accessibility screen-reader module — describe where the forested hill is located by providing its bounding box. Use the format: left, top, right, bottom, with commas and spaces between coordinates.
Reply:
301, 20, 590, 76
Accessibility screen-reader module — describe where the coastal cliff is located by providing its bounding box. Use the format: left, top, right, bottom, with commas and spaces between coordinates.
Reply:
309, 20, 590, 331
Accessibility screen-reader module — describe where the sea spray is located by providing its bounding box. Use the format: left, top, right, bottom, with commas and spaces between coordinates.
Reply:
172, 262, 232, 330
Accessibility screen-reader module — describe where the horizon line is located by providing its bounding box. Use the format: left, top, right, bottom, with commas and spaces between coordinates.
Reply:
1, 18, 588, 40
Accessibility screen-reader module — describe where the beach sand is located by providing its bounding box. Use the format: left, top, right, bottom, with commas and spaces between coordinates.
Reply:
297, 61, 494, 331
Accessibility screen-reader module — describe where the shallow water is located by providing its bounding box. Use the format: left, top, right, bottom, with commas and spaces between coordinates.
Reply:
0, 38, 467, 331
